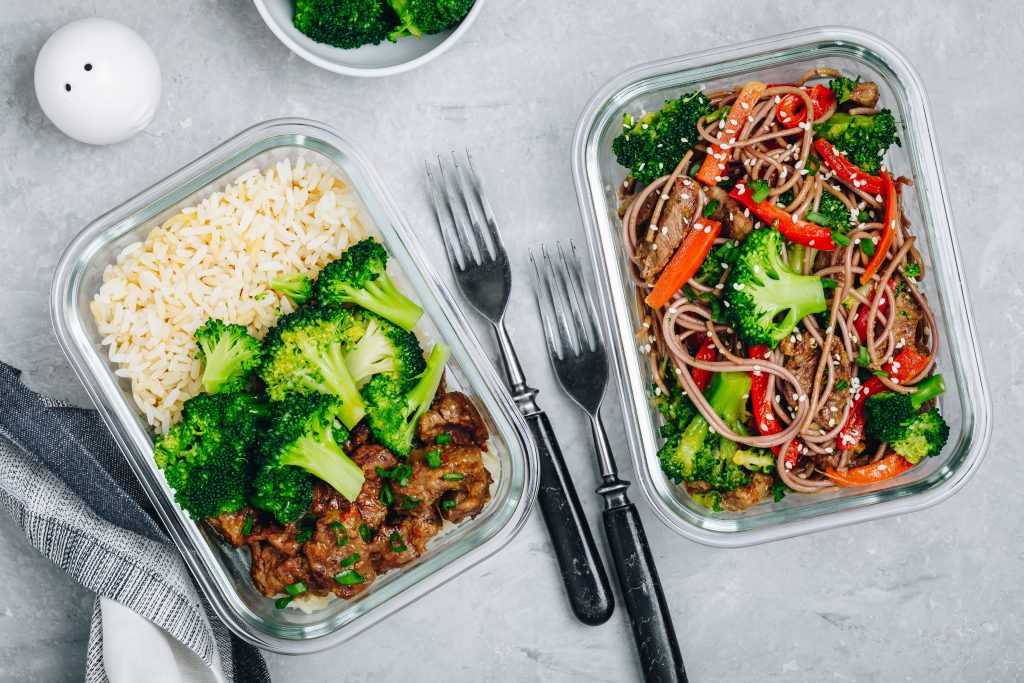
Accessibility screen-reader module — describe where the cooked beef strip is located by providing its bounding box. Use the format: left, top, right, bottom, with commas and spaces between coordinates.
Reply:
207, 507, 259, 547
370, 512, 442, 573
349, 445, 398, 528
417, 391, 489, 446
392, 445, 493, 524
848, 81, 880, 108
304, 508, 376, 598
344, 420, 373, 451
891, 288, 926, 354
780, 334, 852, 428
718, 473, 772, 511
635, 177, 699, 283
247, 522, 302, 557
683, 473, 771, 511
249, 541, 314, 597
310, 480, 349, 515
705, 185, 753, 241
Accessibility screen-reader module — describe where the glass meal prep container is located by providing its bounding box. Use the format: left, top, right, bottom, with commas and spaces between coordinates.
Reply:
571, 27, 991, 547
50, 118, 539, 653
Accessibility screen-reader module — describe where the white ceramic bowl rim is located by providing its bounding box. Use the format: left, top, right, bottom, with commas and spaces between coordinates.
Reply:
251, 0, 485, 77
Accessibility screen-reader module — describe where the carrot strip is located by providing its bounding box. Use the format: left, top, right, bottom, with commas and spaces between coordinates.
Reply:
645, 219, 722, 309
695, 81, 767, 186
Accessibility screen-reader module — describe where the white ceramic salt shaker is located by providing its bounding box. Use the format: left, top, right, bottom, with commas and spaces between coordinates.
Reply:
34, 18, 161, 145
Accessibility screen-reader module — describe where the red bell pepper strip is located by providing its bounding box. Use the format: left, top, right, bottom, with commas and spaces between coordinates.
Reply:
813, 139, 885, 196
860, 171, 898, 285
645, 219, 722, 309
748, 345, 800, 469
776, 84, 836, 129
691, 335, 717, 391
729, 183, 836, 251
696, 81, 766, 186
853, 278, 895, 341
836, 348, 931, 451
824, 453, 914, 487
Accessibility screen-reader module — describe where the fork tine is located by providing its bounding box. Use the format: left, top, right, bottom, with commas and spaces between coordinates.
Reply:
541, 244, 580, 357
451, 150, 495, 261
529, 249, 562, 360
554, 242, 594, 352
464, 148, 505, 254
566, 241, 603, 350
438, 155, 483, 266
425, 160, 465, 272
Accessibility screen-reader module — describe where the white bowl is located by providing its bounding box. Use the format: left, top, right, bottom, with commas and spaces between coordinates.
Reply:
252, 0, 485, 77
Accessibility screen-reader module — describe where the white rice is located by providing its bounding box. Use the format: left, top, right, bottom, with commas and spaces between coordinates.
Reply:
90, 158, 371, 433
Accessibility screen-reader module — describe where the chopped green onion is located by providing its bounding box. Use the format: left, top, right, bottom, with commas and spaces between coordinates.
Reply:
285, 581, 307, 596
702, 200, 719, 217
332, 521, 348, 547
858, 210, 870, 222
374, 466, 390, 478
275, 597, 294, 609
334, 570, 364, 586
687, 162, 701, 179
389, 531, 407, 553
857, 346, 871, 367
831, 230, 851, 247
902, 263, 921, 278
441, 473, 465, 481
805, 210, 830, 226
806, 154, 820, 175
358, 524, 374, 543
435, 434, 452, 445
871, 369, 890, 379
706, 105, 730, 123
241, 514, 253, 536
254, 292, 268, 301
835, 379, 849, 391
425, 448, 442, 468
392, 464, 413, 486
402, 496, 421, 510
339, 553, 359, 568
860, 240, 876, 257
750, 180, 770, 204
441, 499, 458, 510
379, 485, 394, 506
821, 277, 839, 290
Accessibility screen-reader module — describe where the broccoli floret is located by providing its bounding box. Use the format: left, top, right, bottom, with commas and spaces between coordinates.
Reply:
386, 0, 473, 40
864, 374, 946, 443
890, 409, 949, 464
271, 273, 313, 304
805, 193, 855, 231
828, 76, 860, 104
362, 343, 449, 456
252, 394, 365, 524
813, 110, 901, 175
733, 449, 775, 473
314, 238, 423, 331
154, 392, 267, 520
694, 241, 740, 286
658, 371, 754, 492
344, 309, 425, 388
723, 228, 827, 348
258, 306, 366, 428
293, 0, 396, 49
193, 319, 262, 395
612, 91, 714, 185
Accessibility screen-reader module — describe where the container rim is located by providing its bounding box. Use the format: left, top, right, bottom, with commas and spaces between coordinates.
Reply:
50, 117, 539, 650
570, 26, 992, 547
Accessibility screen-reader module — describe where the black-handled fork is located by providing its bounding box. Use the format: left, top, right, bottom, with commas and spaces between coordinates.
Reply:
425, 151, 614, 626
531, 243, 687, 683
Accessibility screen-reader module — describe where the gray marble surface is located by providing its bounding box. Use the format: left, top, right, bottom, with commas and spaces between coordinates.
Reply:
0, 1, 1019, 681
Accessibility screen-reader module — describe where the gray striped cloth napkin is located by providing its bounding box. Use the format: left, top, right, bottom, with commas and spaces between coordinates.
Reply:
0, 361, 271, 683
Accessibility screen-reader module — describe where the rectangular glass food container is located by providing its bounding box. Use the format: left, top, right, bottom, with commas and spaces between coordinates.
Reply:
571, 27, 991, 547
51, 118, 539, 652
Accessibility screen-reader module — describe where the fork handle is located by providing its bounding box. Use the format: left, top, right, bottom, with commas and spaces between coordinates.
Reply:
600, 482, 687, 682
525, 411, 615, 626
